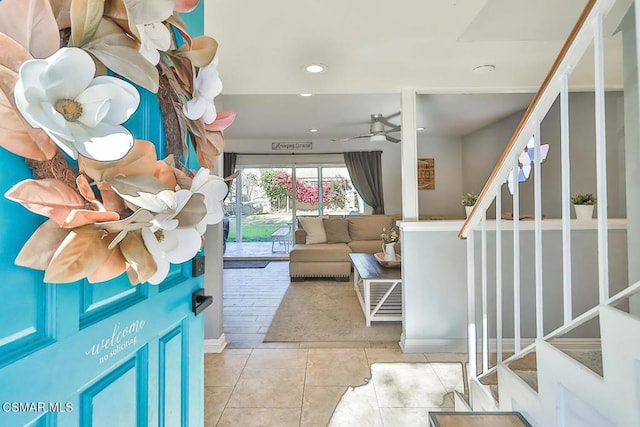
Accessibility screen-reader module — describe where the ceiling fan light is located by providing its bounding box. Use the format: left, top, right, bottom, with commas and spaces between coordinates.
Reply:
370, 134, 386, 142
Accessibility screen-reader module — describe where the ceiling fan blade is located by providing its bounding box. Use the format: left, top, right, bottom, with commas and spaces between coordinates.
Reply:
330, 134, 373, 142
384, 126, 401, 134
378, 112, 401, 128
386, 135, 401, 143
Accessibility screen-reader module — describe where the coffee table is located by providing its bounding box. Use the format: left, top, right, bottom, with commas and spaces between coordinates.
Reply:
349, 253, 402, 326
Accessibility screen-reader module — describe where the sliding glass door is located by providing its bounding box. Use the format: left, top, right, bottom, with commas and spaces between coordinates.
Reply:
223, 163, 361, 258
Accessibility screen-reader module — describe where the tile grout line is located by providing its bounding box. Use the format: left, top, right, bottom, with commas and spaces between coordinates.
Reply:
367, 360, 386, 426
216, 349, 254, 426
299, 349, 310, 427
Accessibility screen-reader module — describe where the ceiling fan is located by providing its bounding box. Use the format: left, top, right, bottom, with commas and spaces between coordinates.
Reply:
332, 113, 401, 143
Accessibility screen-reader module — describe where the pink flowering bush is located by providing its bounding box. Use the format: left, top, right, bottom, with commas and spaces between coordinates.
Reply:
261, 170, 347, 210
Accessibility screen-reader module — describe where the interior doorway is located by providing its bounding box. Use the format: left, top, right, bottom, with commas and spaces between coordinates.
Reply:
223, 163, 360, 259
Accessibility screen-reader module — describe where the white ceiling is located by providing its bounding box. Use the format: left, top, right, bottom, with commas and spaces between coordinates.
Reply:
219, 92, 534, 142
205, 0, 625, 145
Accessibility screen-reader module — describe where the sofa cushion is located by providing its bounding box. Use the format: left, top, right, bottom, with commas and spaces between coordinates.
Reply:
289, 243, 351, 262
323, 218, 351, 243
348, 215, 395, 241
348, 240, 383, 254
298, 216, 327, 244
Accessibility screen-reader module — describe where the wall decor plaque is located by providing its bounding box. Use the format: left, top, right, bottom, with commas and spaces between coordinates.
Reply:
272, 142, 313, 151
417, 158, 435, 190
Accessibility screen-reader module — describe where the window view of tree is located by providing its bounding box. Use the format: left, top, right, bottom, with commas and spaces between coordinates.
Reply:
224, 166, 361, 244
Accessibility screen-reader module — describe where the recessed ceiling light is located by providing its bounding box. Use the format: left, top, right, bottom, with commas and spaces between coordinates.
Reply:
473, 64, 496, 73
299, 93, 313, 97
305, 64, 327, 73
308, 128, 319, 133
417, 127, 426, 131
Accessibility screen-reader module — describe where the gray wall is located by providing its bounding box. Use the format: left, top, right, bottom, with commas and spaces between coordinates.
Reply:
400, 224, 628, 353
461, 92, 627, 219
417, 136, 464, 216
473, 228, 629, 339
401, 227, 468, 352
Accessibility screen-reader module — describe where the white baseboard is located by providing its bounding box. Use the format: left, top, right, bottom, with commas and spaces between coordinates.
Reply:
400, 334, 467, 353
204, 334, 227, 353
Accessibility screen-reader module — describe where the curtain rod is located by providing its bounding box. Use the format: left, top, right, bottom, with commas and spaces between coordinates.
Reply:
229, 151, 381, 156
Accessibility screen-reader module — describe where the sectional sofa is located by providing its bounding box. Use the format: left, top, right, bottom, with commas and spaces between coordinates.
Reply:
289, 214, 400, 281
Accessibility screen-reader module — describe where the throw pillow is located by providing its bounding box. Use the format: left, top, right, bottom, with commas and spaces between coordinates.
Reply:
298, 216, 327, 244
323, 218, 351, 243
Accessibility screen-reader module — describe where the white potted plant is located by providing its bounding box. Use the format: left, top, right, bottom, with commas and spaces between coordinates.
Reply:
462, 192, 479, 218
571, 193, 596, 220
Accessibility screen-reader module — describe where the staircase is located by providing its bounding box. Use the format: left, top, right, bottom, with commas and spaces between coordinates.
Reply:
457, 0, 640, 425
467, 305, 640, 426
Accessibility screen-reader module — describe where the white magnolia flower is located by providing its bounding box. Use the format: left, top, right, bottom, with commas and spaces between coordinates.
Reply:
14, 47, 140, 162
137, 22, 172, 65
142, 225, 202, 285
190, 168, 228, 234
183, 56, 222, 124
142, 189, 206, 284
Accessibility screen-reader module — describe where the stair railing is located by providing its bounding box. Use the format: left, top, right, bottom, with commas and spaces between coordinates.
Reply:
457, 0, 633, 382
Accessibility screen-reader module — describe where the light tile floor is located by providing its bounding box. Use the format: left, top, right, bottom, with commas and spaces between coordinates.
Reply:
213, 261, 468, 426
205, 348, 467, 426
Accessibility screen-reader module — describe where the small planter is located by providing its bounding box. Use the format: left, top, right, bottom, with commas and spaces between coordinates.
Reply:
465, 206, 474, 218
574, 204, 594, 220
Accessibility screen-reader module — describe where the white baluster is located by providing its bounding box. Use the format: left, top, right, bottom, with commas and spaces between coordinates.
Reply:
481, 210, 488, 373
534, 121, 544, 339
560, 73, 573, 324
467, 233, 477, 379
513, 156, 521, 354
496, 185, 503, 363
594, 13, 610, 303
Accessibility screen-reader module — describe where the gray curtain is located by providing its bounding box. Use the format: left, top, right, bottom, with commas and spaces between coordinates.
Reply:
344, 151, 385, 214
223, 152, 237, 197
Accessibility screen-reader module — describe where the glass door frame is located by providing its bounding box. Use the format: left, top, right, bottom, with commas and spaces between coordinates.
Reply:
229, 160, 357, 243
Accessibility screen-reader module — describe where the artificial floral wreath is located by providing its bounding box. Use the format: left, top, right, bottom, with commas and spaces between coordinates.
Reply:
0, 0, 235, 285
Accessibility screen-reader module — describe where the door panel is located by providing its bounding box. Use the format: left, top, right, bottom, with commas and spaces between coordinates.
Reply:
0, 29, 204, 427
0, 6, 207, 426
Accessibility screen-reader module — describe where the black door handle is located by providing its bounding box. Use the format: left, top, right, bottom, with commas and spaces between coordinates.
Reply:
192, 289, 213, 315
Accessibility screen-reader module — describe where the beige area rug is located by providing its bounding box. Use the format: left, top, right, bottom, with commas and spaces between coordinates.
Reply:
263, 280, 402, 343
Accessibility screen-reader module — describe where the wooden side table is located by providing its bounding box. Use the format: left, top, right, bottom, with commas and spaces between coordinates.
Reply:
349, 253, 402, 326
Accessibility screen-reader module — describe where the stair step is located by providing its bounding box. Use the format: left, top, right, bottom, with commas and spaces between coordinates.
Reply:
479, 372, 499, 401
561, 349, 603, 377
512, 370, 538, 391
429, 411, 532, 427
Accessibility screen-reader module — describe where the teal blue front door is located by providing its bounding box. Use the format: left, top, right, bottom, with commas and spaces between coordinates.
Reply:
0, 7, 210, 425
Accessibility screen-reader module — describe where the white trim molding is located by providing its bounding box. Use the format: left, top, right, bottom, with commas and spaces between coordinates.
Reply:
204, 334, 228, 353
400, 335, 467, 353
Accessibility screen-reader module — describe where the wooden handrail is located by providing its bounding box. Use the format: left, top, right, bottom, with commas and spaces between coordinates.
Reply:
458, 0, 598, 239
